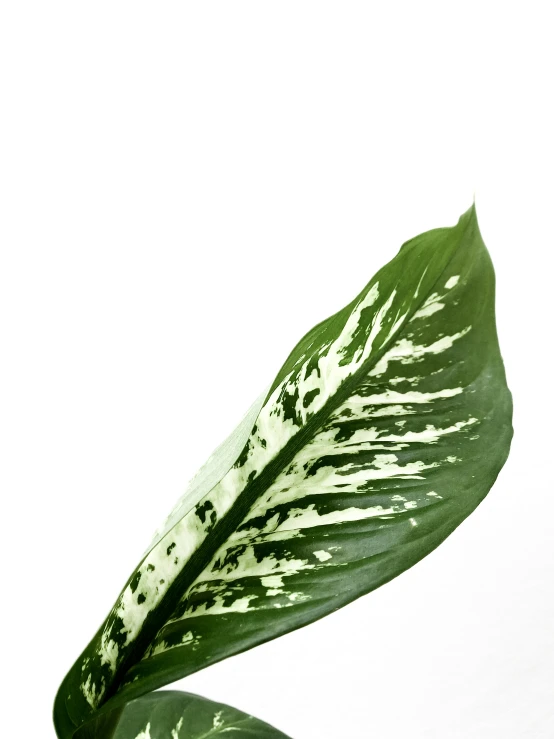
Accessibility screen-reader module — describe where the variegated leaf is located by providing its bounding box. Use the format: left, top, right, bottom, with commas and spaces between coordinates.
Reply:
75, 691, 291, 739
54, 205, 512, 738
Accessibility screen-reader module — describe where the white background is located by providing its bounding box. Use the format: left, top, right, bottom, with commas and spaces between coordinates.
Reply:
1, 3, 553, 738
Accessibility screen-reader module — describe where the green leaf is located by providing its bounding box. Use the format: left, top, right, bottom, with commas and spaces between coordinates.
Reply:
75, 691, 291, 739
54, 205, 512, 738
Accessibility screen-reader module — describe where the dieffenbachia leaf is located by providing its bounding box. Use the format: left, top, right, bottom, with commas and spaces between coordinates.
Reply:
75, 691, 291, 739
54, 205, 512, 738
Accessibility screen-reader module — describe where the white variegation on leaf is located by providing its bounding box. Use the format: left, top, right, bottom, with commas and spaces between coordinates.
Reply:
145, 388, 271, 557
54, 205, 512, 739
73, 691, 291, 739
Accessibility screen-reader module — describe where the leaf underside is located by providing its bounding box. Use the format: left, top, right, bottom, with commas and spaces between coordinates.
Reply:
54, 205, 512, 739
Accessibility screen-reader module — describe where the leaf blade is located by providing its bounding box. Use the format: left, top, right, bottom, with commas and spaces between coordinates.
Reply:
75, 691, 291, 739
54, 205, 512, 734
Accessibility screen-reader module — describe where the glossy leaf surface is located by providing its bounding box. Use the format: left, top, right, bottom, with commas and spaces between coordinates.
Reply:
75, 691, 291, 739
54, 206, 512, 738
